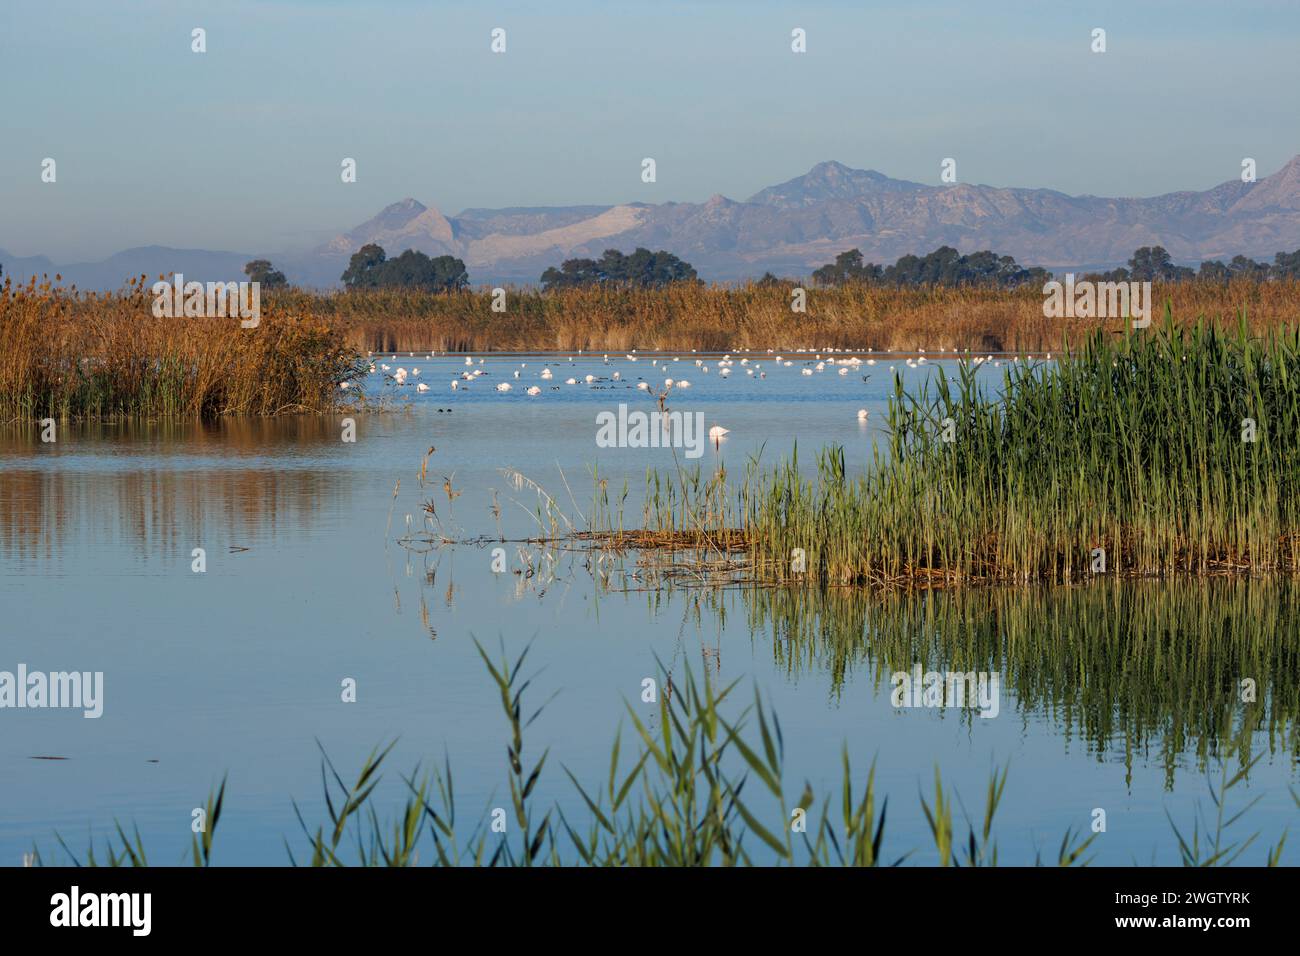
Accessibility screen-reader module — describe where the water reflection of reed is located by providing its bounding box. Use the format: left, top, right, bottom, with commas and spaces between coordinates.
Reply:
738, 580, 1300, 779
0, 415, 358, 456
0, 464, 351, 563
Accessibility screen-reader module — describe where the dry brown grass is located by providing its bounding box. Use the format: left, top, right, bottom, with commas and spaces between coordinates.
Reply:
6, 274, 1300, 421
266, 278, 1300, 354
0, 275, 366, 421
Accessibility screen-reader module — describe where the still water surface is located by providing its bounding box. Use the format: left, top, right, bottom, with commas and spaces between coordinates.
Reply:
2, 354, 1297, 864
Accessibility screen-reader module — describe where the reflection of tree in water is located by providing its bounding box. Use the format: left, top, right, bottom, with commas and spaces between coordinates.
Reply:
732, 580, 1300, 784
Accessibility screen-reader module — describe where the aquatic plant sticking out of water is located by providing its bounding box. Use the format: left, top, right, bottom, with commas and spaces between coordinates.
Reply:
30, 643, 1296, 867
561, 319, 1300, 585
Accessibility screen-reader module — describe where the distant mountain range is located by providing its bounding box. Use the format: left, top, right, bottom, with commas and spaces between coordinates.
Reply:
7, 157, 1300, 290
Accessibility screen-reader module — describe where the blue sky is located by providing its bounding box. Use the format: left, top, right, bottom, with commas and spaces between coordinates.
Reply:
2, 0, 1299, 260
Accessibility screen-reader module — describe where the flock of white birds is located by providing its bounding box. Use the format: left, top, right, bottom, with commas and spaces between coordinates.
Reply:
340, 347, 1050, 434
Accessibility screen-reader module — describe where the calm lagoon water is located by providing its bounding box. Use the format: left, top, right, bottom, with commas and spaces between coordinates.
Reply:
2, 353, 1297, 865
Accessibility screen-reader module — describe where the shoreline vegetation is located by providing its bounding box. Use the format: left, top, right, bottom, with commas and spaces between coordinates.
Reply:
29, 644, 1292, 867
230, 277, 1300, 355
408, 321, 1300, 586
9, 259, 1300, 588
5, 270, 1300, 421
722, 319, 1300, 583
0, 276, 366, 422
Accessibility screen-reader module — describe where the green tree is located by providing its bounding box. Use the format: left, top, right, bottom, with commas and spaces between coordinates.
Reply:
341, 244, 389, 289
812, 248, 883, 285
341, 244, 468, 292
1272, 249, 1300, 279
244, 259, 288, 288
1228, 254, 1270, 279
540, 248, 697, 290
1125, 246, 1194, 282
379, 249, 470, 292
813, 245, 1046, 288
1197, 259, 1231, 283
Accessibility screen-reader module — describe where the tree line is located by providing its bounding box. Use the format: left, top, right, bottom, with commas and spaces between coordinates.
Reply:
539, 248, 698, 290
11, 239, 1295, 295
1084, 245, 1300, 283
327, 244, 696, 292
338, 244, 469, 292
811, 246, 1050, 288
809, 244, 1300, 288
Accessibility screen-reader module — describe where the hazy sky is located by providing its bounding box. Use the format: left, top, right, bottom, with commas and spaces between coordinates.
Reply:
3, 0, 1299, 260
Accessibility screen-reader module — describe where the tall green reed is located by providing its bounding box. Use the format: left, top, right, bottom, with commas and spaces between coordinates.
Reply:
634, 318, 1300, 584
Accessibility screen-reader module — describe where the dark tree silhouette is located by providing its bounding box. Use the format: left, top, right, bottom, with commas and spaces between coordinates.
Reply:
341, 244, 468, 292
812, 245, 1047, 288
243, 259, 288, 288
540, 248, 698, 290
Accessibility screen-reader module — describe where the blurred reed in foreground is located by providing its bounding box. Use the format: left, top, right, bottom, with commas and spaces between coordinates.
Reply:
33, 642, 1292, 866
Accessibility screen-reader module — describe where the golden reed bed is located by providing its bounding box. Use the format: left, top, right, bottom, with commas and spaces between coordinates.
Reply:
266, 278, 1300, 354
5, 274, 1300, 420
0, 277, 364, 421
